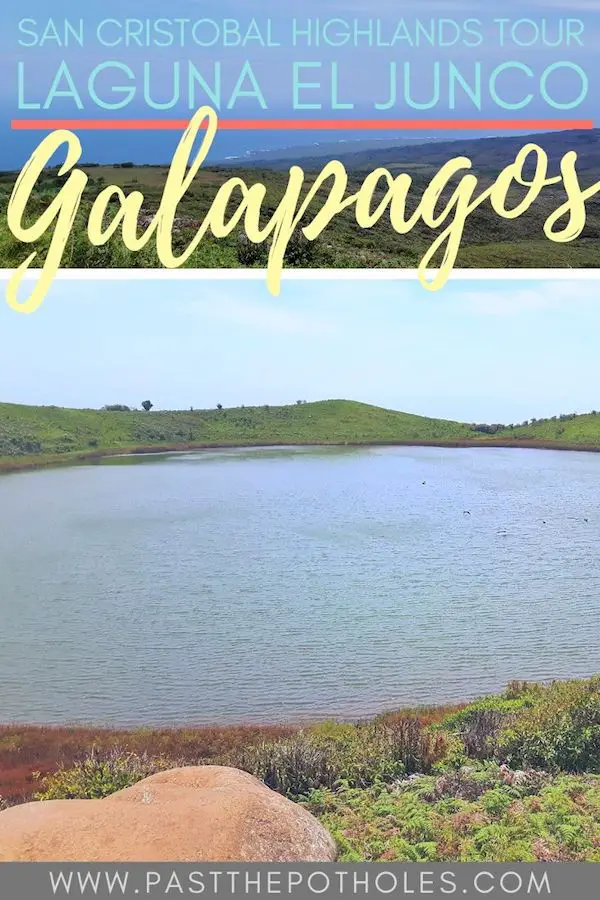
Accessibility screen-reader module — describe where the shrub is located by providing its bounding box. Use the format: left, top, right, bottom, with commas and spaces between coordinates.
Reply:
237, 234, 267, 266
459, 710, 506, 759
283, 231, 317, 266
35, 749, 169, 800
394, 761, 548, 805
309, 721, 407, 785
225, 736, 338, 798
497, 763, 550, 795
504, 680, 544, 700
441, 697, 533, 760
423, 765, 501, 802
221, 719, 446, 798
0, 435, 43, 455
498, 678, 600, 772
378, 717, 447, 775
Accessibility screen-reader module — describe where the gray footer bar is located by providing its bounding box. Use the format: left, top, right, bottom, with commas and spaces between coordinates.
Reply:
0, 863, 596, 900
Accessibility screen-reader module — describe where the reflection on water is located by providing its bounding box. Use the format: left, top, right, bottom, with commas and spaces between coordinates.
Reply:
0, 445, 599, 726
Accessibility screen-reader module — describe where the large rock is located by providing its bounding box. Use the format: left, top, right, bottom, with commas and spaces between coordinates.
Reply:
0, 766, 337, 862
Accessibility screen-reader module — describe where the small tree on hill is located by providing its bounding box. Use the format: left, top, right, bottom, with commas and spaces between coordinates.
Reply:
141, 400, 153, 412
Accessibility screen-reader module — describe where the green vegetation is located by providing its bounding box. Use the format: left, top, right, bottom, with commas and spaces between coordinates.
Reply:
499, 680, 600, 773
1, 128, 599, 270
0, 399, 472, 470
4, 399, 600, 473
34, 749, 170, 801
25, 677, 600, 861
217, 719, 446, 797
309, 771, 600, 862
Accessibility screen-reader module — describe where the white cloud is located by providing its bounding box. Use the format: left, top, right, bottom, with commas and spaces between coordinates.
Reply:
181, 292, 338, 337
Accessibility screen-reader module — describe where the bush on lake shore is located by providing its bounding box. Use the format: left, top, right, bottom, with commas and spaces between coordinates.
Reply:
218, 718, 447, 797
34, 749, 172, 801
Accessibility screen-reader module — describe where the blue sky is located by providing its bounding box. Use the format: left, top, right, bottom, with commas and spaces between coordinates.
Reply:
1, 276, 598, 424
1, 0, 597, 168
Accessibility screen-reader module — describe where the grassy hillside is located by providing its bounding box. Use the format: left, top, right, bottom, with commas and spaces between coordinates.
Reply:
0, 399, 475, 469
3, 399, 600, 472
508, 412, 600, 444
1, 125, 599, 270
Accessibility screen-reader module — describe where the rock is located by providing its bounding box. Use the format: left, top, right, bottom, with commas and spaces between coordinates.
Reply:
0, 766, 337, 862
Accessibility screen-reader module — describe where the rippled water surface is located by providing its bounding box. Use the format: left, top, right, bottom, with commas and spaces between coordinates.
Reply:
1, 445, 599, 725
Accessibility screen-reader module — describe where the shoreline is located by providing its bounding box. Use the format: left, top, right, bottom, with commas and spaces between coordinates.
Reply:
1, 673, 596, 805
3, 436, 600, 475
0, 670, 585, 733
0, 701, 463, 803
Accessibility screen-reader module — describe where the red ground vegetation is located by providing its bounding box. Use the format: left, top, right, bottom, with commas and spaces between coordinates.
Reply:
0, 705, 464, 804
0, 723, 296, 804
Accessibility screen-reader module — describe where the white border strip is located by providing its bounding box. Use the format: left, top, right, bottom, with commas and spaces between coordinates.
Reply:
1, 268, 600, 281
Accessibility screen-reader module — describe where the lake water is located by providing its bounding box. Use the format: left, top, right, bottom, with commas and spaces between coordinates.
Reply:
1, 445, 599, 726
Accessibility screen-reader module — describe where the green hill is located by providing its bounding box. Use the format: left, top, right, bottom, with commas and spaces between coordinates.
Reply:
2, 399, 600, 473
0, 399, 471, 469
508, 411, 600, 444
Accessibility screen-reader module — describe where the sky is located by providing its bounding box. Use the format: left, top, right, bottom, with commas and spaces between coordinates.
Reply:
0, 0, 597, 168
1, 275, 599, 425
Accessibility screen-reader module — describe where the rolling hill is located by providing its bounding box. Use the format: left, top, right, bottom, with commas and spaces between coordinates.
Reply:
247, 128, 600, 180
2, 399, 600, 473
